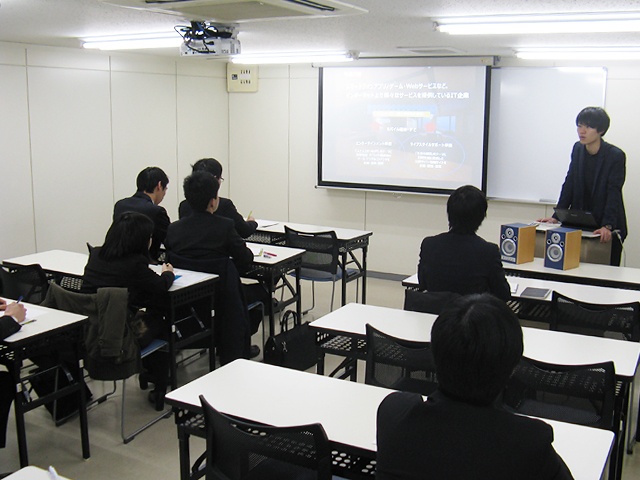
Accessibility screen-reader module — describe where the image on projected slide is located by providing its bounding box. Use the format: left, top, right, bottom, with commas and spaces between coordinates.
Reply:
319, 65, 489, 193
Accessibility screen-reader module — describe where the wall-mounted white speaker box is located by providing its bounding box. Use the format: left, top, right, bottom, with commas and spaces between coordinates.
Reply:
500, 223, 536, 264
544, 227, 582, 270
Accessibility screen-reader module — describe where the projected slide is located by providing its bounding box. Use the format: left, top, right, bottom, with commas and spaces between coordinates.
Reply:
319, 65, 489, 194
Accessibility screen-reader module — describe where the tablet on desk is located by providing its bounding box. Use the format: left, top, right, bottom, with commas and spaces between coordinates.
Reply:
519, 287, 551, 299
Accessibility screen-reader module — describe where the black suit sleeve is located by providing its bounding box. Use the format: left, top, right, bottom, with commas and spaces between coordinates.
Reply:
487, 243, 512, 302
601, 148, 626, 230
0, 316, 21, 339
218, 198, 258, 238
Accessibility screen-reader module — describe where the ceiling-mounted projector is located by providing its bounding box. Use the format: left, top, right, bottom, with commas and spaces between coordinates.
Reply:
176, 21, 241, 56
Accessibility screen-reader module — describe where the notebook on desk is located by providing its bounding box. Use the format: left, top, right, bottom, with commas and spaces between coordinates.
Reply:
554, 208, 600, 231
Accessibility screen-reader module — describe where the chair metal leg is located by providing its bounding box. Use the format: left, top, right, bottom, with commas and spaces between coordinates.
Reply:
120, 376, 171, 444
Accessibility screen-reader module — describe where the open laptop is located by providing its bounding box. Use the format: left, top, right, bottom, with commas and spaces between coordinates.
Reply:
553, 208, 600, 231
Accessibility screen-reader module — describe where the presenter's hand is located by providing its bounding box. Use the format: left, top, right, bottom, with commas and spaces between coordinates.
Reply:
5, 302, 26, 323
0, 298, 6, 311
247, 215, 256, 222
594, 227, 612, 243
536, 217, 559, 224
163, 263, 174, 273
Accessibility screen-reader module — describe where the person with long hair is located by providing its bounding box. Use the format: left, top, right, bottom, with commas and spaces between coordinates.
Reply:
82, 211, 175, 409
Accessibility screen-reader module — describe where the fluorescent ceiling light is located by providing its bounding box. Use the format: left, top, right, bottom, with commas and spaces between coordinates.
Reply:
82, 32, 183, 50
435, 12, 640, 35
231, 50, 358, 65
516, 46, 640, 60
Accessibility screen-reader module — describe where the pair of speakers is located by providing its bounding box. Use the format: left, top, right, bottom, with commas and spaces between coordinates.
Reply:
500, 223, 581, 270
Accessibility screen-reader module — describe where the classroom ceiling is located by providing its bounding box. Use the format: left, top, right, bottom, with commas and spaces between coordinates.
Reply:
1, 0, 640, 59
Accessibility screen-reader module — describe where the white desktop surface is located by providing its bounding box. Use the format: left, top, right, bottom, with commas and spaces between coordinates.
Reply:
506, 257, 640, 286
148, 265, 217, 292
166, 359, 613, 480
402, 273, 640, 304
1, 298, 87, 343
4, 250, 88, 277
165, 359, 388, 452
256, 220, 372, 241
310, 303, 640, 379
247, 242, 305, 266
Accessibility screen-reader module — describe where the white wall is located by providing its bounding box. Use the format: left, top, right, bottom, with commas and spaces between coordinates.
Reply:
1, 41, 639, 275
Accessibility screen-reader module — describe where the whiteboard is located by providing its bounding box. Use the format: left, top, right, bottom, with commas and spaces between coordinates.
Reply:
487, 67, 607, 203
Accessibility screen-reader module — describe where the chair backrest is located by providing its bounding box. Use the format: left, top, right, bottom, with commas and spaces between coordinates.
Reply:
0, 263, 50, 304
284, 227, 339, 275
551, 291, 640, 341
403, 289, 460, 315
502, 356, 616, 431
199, 395, 332, 480
365, 323, 438, 396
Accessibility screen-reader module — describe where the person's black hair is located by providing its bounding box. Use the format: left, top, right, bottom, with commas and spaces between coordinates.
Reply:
192, 158, 223, 179
447, 185, 487, 234
99, 211, 154, 261
576, 106, 610, 136
136, 166, 169, 193
431, 293, 523, 405
183, 171, 220, 212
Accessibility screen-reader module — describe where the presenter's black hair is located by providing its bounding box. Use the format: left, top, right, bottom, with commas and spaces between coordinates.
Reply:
447, 185, 487, 234
576, 107, 610, 136
184, 171, 220, 212
100, 211, 154, 261
431, 293, 523, 405
192, 158, 223, 179
136, 166, 169, 193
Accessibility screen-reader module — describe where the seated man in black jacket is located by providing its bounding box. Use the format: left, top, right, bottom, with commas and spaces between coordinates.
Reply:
376, 294, 574, 480
418, 185, 511, 301
178, 157, 257, 238
166, 171, 257, 364
1, 299, 25, 449
114, 166, 171, 263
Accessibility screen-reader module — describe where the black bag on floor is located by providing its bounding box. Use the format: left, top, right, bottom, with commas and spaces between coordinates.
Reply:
264, 310, 317, 371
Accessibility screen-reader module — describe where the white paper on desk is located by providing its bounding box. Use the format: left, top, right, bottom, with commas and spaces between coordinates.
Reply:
0, 303, 49, 322
172, 270, 212, 287
249, 245, 263, 256
510, 283, 519, 294
535, 222, 561, 231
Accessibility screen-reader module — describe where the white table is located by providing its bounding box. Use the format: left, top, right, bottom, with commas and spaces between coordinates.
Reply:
4, 250, 88, 278
4, 250, 220, 389
402, 273, 640, 305
251, 220, 373, 306
0, 299, 89, 467
310, 302, 639, 480
505, 257, 640, 291
310, 303, 640, 379
245, 242, 305, 337
165, 359, 614, 480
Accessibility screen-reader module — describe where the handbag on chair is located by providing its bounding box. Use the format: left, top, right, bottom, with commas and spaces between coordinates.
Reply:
264, 310, 317, 371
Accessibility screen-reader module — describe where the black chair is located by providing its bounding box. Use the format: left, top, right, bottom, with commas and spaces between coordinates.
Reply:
503, 357, 616, 431
403, 289, 460, 315
0, 263, 49, 304
284, 226, 354, 313
550, 291, 640, 341
199, 394, 332, 480
364, 324, 438, 396
550, 291, 640, 456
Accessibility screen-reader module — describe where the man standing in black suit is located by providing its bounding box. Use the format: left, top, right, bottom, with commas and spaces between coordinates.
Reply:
376, 294, 574, 480
114, 166, 170, 263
